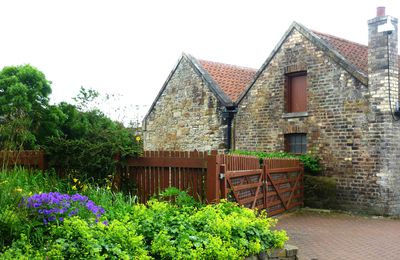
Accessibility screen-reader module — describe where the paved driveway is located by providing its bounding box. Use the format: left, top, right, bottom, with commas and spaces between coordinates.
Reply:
275, 210, 400, 260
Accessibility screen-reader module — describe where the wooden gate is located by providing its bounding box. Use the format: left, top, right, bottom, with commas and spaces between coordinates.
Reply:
219, 155, 303, 216
219, 154, 265, 209
264, 158, 304, 216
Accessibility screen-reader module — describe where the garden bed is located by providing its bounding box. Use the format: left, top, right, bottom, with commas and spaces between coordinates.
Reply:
0, 168, 290, 259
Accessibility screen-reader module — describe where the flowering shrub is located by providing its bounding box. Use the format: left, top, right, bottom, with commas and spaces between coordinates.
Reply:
22, 192, 106, 225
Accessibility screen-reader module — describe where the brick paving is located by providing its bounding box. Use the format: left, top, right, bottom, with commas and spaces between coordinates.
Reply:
275, 210, 400, 260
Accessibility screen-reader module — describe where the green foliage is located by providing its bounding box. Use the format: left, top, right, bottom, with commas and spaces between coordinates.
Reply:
0, 65, 52, 150
158, 187, 202, 208
0, 168, 68, 250
1, 219, 151, 259
0, 169, 288, 259
82, 186, 138, 221
45, 137, 117, 183
231, 150, 295, 159
44, 217, 150, 259
72, 86, 100, 111
298, 154, 322, 174
232, 150, 322, 174
44, 112, 141, 184
0, 65, 142, 186
134, 198, 287, 259
0, 234, 44, 259
41, 95, 142, 184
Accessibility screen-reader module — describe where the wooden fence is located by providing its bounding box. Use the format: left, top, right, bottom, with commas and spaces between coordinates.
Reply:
117, 151, 304, 216
0, 150, 46, 170
0, 150, 304, 216
115, 150, 210, 203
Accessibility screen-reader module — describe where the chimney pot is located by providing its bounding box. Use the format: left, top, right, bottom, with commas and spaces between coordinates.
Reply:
377, 7, 385, 17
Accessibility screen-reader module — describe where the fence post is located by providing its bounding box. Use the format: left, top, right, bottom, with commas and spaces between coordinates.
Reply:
299, 162, 304, 207
37, 151, 46, 171
220, 164, 227, 199
263, 163, 268, 210
206, 150, 220, 203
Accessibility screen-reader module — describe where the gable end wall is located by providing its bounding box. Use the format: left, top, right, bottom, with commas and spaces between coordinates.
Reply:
235, 29, 394, 214
143, 58, 227, 151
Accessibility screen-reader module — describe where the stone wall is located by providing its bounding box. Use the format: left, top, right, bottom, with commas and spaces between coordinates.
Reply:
143, 57, 227, 151
245, 244, 298, 260
234, 28, 395, 214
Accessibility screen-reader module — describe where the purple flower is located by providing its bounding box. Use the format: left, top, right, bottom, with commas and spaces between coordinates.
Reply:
22, 192, 106, 225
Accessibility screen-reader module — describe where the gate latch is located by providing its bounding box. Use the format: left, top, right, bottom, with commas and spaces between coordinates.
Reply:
219, 173, 225, 180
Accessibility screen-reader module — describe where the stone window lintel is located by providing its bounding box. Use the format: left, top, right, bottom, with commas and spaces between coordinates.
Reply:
282, 112, 309, 118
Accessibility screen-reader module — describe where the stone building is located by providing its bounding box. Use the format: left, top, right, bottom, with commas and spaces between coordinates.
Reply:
143, 53, 256, 151
144, 8, 400, 215
235, 8, 399, 215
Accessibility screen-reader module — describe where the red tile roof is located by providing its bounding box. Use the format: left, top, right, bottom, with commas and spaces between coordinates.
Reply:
314, 31, 400, 77
198, 60, 257, 102
314, 31, 369, 74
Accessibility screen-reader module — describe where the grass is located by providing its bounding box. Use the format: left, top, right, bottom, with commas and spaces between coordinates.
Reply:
0, 167, 68, 210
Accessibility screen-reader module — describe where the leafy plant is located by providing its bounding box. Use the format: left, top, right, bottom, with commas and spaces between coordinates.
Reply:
158, 187, 203, 208
1, 218, 151, 259
232, 150, 321, 174
140, 199, 288, 259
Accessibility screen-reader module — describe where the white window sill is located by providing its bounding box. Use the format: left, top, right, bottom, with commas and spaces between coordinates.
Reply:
282, 112, 309, 118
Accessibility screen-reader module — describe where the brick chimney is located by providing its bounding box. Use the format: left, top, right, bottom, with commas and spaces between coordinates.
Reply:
368, 7, 399, 113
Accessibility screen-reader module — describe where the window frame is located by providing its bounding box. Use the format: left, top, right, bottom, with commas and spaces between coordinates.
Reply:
284, 133, 307, 154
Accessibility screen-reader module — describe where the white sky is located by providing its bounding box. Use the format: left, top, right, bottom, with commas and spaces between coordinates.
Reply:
1, 0, 399, 124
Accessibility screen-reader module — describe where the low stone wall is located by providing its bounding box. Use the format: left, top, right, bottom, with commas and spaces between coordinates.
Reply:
246, 244, 298, 260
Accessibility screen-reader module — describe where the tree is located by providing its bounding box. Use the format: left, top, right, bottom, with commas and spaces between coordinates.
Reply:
0, 65, 53, 149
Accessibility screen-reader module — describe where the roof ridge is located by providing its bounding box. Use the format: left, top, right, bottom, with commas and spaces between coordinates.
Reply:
197, 59, 258, 72
312, 30, 367, 48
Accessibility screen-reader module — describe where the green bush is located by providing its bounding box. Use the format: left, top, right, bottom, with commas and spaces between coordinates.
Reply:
44, 107, 142, 185
232, 150, 321, 174
131, 198, 287, 259
1, 218, 151, 259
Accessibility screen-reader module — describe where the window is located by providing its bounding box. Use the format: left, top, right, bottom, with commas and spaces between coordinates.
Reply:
286, 72, 307, 113
285, 134, 307, 154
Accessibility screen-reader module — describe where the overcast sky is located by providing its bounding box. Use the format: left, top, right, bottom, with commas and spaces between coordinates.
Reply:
1, 0, 399, 124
